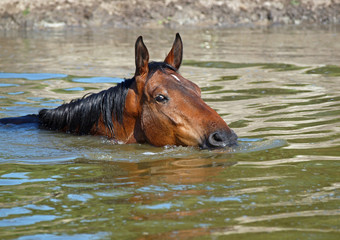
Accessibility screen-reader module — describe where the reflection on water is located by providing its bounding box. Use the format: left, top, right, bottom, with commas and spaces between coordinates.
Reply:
0, 27, 340, 239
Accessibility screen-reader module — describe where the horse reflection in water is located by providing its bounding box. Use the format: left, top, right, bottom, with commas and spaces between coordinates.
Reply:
86, 156, 237, 239
100, 157, 236, 186
0, 33, 237, 149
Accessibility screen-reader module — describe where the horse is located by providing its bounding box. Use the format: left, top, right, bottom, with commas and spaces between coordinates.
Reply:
0, 33, 237, 149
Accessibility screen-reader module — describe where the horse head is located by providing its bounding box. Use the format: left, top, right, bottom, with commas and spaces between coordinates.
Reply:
125, 33, 238, 149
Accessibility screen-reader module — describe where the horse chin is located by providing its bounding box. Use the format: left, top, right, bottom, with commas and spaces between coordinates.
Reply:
199, 141, 238, 150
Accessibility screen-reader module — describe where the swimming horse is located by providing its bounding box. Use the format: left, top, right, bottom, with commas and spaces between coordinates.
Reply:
0, 34, 237, 149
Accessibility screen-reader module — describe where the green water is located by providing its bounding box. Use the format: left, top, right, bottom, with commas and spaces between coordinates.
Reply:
0, 27, 339, 239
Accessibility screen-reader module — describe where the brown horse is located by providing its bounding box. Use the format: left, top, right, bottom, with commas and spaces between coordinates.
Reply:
0, 34, 237, 149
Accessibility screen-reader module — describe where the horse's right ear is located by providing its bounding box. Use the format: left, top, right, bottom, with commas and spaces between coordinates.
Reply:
134, 36, 149, 77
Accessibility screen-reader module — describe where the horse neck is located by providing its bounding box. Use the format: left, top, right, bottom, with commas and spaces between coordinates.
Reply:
39, 78, 136, 141
101, 79, 146, 144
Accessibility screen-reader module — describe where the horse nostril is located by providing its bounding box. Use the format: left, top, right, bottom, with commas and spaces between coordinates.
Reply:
212, 132, 223, 141
206, 130, 238, 149
208, 131, 228, 148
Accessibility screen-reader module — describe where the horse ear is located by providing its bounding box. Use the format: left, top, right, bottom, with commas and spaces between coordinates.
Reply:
135, 36, 149, 77
164, 33, 183, 70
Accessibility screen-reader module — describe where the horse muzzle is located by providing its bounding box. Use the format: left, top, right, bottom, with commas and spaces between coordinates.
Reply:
201, 129, 238, 149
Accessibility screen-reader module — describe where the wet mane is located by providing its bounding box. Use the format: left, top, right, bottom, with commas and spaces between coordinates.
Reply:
38, 78, 134, 136
38, 62, 176, 136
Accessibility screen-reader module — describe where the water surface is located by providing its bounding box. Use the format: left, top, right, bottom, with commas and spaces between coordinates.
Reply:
0, 27, 340, 239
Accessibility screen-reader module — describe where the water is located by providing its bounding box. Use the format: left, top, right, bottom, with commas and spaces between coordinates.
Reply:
0, 27, 340, 239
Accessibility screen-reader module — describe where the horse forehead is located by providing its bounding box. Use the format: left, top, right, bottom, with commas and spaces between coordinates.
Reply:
159, 71, 200, 93
170, 74, 181, 82
169, 73, 200, 94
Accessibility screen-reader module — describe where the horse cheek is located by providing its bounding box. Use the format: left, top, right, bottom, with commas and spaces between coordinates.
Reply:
141, 108, 175, 146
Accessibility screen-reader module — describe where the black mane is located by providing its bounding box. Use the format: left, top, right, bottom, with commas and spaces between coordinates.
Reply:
39, 78, 134, 136
38, 61, 175, 136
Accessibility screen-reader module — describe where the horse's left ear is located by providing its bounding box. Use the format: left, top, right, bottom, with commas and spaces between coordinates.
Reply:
164, 33, 183, 70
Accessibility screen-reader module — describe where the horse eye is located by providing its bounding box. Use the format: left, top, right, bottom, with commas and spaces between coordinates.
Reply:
155, 94, 168, 103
